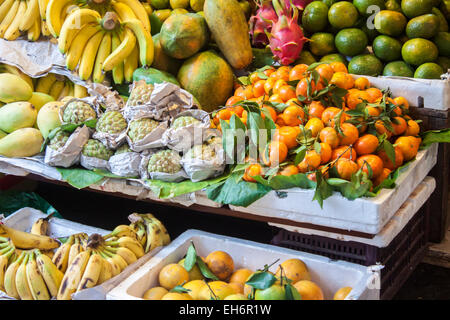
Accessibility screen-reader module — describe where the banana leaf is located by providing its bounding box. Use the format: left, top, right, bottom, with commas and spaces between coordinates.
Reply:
0, 191, 61, 218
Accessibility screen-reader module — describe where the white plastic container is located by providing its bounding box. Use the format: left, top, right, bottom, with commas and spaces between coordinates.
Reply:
107, 230, 380, 300
230, 143, 438, 235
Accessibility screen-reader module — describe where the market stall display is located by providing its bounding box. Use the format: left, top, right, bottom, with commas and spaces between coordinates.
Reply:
0, 0, 448, 302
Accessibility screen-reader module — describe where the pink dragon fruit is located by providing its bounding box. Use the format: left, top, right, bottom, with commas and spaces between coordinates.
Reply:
268, 0, 307, 65
249, 0, 278, 47
283, 0, 312, 12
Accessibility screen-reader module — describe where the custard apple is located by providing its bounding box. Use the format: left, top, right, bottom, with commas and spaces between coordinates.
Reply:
206, 136, 222, 147
183, 144, 216, 161
48, 130, 71, 151
128, 118, 160, 143
115, 143, 131, 155
127, 82, 154, 106
96, 111, 128, 134
148, 150, 181, 174
82, 139, 114, 161
62, 101, 97, 124
171, 116, 201, 129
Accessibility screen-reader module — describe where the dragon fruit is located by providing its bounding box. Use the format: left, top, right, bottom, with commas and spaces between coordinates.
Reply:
283, 0, 312, 11
249, 0, 278, 47
268, 0, 307, 65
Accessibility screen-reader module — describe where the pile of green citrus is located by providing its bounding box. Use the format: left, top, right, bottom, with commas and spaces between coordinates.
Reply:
298, 0, 449, 79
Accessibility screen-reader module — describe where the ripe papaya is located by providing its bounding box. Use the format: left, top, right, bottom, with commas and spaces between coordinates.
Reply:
204, 0, 253, 70
177, 50, 234, 112
151, 33, 183, 76
160, 13, 209, 59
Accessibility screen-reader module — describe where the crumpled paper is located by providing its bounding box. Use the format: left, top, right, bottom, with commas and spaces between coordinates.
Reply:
108, 151, 142, 178
126, 119, 169, 152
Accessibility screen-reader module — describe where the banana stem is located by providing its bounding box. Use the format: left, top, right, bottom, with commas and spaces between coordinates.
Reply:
101, 11, 119, 31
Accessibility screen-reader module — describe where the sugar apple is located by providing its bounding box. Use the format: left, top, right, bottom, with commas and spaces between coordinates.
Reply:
127, 82, 154, 106
62, 101, 97, 124
82, 139, 114, 161
206, 136, 222, 147
148, 149, 181, 174
48, 130, 71, 151
127, 118, 160, 143
115, 143, 131, 155
171, 116, 201, 129
183, 144, 216, 161
96, 111, 128, 134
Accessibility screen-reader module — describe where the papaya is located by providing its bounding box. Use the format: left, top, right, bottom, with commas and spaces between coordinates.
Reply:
0, 128, 43, 158
149, 13, 163, 35
204, 0, 253, 70
0, 73, 33, 103
0, 102, 37, 133
151, 33, 183, 76
133, 67, 181, 86
177, 50, 234, 112
160, 13, 209, 59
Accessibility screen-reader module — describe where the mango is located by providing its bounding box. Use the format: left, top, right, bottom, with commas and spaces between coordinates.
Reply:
36, 101, 64, 139
0, 73, 33, 103
0, 102, 37, 133
0, 128, 43, 158
0, 129, 6, 139
28, 92, 55, 112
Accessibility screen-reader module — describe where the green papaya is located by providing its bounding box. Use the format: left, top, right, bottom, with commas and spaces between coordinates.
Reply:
160, 13, 209, 59
204, 0, 253, 70
151, 33, 183, 76
177, 50, 234, 112
133, 67, 181, 86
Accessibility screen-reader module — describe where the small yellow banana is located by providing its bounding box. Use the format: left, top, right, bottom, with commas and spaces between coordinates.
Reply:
0, 224, 60, 251
123, 44, 139, 83
0, 0, 15, 23
2, 0, 26, 40
74, 84, 88, 98
102, 27, 136, 72
20, 0, 40, 31
124, 20, 154, 67
15, 252, 34, 300
45, 0, 73, 37
116, 0, 150, 33
35, 249, 64, 298
27, 14, 41, 41
65, 23, 102, 71
76, 252, 102, 292
26, 251, 51, 300
4, 251, 26, 299
78, 30, 105, 81
96, 255, 112, 285
110, 30, 125, 84
111, 1, 136, 23
48, 80, 65, 100
57, 249, 91, 300
52, 235, 74, 273
92, 31, 112, 83
35, 73, 57, 94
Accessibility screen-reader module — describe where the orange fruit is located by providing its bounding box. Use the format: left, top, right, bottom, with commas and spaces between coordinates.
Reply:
289, 64, 309, 81
161, 292, 193, 300
293, 280, 324, 300
262, 105, 277, 122
249, 72, 264, 84
346, 90, 370, 109
365, 87, 383, 103
226, 96, 243, 106
375, 120, 393, 138
319, 126, 340, 149
273, 126, 299, 149
198, 281, 235, 300
276, 114, 287, 127
282, 105, 305, 126
142, 287, 169, 300
405, 120, 420, 136
304, 117, 325, 137
330, 71, 354, 90
273, 69, 290, 81
278, 85, 297, 102
331, 145, 357, 161
232, 105, 244, 117
377, 146, 404, 170
356, 154, 384, 178
275, 259, 311, 283
158, 263, 190, 290
263, 67, 276, 77
335, 158, 359, 180
334, 287, 352, 300
366, 106, 381, 117
296, 79, 324, 101
297, 150, 321, 173
338, 123, 359, 146
205, 251, 235, 281
315, 64, 334, 83
269, 93, 284, 103
279, 164, 300, 176
307, 166, 329, 181
354, 134, 379, 155
273, 79, 288, 94
318, 142, 332, 164
373, 167, 392, 187
391, 116, 407, 136
329, 62, 348, 73
308, 101, 325, 119
228, 282, 244, 294
215, 108, 232, 121
395, 136, 419, 161
264, 141, 288, 167
252, 80, 266, 98
243, 163, 263, 182
321, 106, 342, 127
393, 96, 409, 110
354, 77, 370, 90
264, 77, 277, 95
183, 280, 207, 300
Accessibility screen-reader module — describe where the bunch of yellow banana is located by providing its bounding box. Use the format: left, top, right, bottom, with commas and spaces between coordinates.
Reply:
0, 222, 60, 251
3, 249, 64, 300
35, 73, 88, 99
0, 63, 34, 91
127, 213, 171, 254
0, 236, 16, 292
29, 213, 58, 259
51, 232, 88, 273
0, 0, 42, 41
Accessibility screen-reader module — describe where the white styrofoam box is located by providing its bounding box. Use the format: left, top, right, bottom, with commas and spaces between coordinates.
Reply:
351, 74, 450, 111
269, 176, 436, 248
229, 143, 438, 235
107, 230, 380, 300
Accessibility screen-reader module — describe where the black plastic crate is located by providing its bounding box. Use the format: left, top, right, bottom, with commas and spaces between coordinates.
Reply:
270, 199, 431, 300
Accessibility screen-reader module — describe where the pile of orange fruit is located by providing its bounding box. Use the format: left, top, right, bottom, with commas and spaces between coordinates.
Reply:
142, 249, 352, 300
211, 62, 422, 189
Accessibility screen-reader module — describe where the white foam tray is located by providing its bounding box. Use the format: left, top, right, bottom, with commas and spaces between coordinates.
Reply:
230, 143, 438, 235
106, 230, 380, 300
270, 176, 436, 248
0, 207, 162, 300
351, 74, 450, 111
